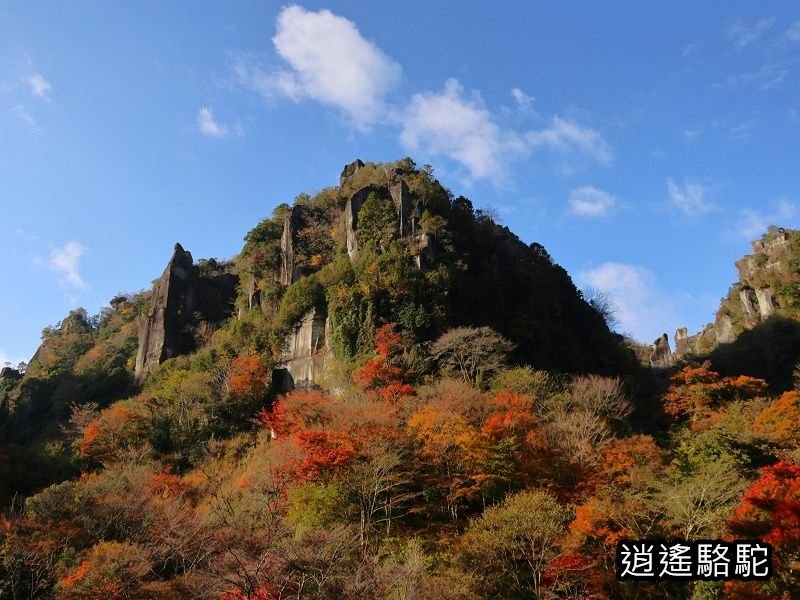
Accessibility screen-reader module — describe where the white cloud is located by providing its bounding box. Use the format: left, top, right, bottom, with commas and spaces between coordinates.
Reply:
235, 5, 401, 129
400, 79, 513, 181
399, 79, 612, 181
568, 186, 616, 217
48, 241, 87, 288
732, 199, 797, 241
578, 262, 678, 343
25, 72, 51, 98
197, 107, 229, 138
525, 116, 613, 165
727, 17, 775, 49
667, 177, 714, 216
511, 87, 535, 110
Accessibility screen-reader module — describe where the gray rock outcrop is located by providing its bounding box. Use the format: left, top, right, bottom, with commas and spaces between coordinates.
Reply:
272, 306, 331, 392
135, 244, 237, 383
340, 159, 365, 188
341, 161, 435, 268
650, 333, 675, 368
0, 367, 21, 382
280, 206, 303, 286
673, 228, 794, 358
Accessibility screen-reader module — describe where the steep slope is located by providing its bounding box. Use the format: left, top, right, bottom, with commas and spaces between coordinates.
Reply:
663, 226, 800, 386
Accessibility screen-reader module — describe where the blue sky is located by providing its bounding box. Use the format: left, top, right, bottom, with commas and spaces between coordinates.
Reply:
2, 2, 800, 365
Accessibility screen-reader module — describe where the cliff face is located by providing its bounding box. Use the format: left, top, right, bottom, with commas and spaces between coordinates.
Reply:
134, 244, 237, 382
272, 160, 443, 390
273, 306, 331, 392
670, 228, 798, 360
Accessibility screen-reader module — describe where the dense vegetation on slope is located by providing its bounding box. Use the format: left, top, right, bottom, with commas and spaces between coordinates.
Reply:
2, 161, 799, 599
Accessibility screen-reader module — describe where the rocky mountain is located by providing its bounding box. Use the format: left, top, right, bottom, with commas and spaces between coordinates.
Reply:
649, 227, 800, 384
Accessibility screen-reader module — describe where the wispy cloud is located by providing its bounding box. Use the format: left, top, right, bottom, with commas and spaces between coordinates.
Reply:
25, 73, 52, 98
718, 62, 788, 91
525, 115, 613, 165
510, 87, 535, 111
399, 79, 612, 182
567, 186, 616, 217
13, 104, 42, 133
577, 262, 681, 343
727, 17, 775, 49
197, 107, 229, 138
682, 42, 701, 58
730, 199, 797, 241
667, 177, 714, 216
48, 241, 87, 289
234, 5, 401, 129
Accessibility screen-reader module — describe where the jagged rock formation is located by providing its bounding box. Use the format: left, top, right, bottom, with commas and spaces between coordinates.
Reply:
0, 367, 21, 383
280, 205, 303, 286
273, 306, 331, 392
674, 228, 797, 359
135, 244, 237, 383
649, 333, 675, 368
340, 159, 365, 188
345, 185, 385, 261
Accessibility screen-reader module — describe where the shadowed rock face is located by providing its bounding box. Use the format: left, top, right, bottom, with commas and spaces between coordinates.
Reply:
675, 228, 794, 358
650, 333, 675, 369
135, 244, 237, 383
0, 367, 21, 382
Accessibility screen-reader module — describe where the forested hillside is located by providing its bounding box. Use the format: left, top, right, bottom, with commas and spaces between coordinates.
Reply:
2, 160, 799, 599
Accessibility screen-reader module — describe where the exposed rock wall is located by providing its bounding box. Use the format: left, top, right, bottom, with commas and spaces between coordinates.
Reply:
273, 306, 331, 391
135, 244, 237, 383
649, 333, 675, 368
280, 206, 303, 286
674, 228, 793, 359
340, 159, 365, 188
342, 160, 434, 268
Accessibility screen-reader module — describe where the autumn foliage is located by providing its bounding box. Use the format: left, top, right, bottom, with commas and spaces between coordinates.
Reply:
227, 354, 268, 403
663, 363, 767, 421
353, 323, 414, 400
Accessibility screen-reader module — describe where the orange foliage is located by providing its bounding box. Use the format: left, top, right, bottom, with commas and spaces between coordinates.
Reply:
753, 391, 800, 446
663, 363, 767, 421
80, 403, 148, 465
61, 560, 90, 588
228, 355, 268, 402
482, 391, 536, 439
353, 323, 414, 400
729, 460, 800, 550
147, 467, 184, 500
221, 586, 279, 600
295, 430, 356, 479
597, 435, 665, 486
